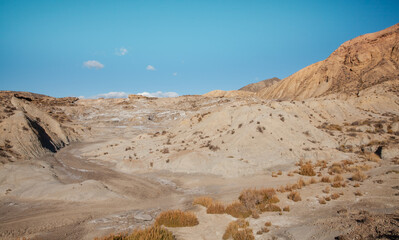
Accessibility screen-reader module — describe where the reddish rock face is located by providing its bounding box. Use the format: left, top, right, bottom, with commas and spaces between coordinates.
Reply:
257, 23, 399, 100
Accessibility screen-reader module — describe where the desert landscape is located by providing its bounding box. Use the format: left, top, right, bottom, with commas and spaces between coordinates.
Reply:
1, 18, 399, 240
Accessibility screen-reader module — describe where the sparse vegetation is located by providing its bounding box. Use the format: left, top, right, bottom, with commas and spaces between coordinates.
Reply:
299, 161, 316, 176
223, 219, 254, 240
225, 201, 252, 218
193, 196, 213, 208
94, 225, 174, 240
351, 171, 367, 181
206, 201, 225, 214
155, 210, 199, 227
287, 191, 301, 202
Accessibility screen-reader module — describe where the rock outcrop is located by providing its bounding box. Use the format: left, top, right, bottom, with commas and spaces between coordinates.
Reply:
258, 23, 399, 100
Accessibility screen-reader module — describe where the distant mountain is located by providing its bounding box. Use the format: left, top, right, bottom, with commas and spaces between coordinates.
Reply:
239, 77, 280, 92
258, 23, 399, 100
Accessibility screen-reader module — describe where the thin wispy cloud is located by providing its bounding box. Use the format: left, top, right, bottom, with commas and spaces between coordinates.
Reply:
83, 60, 104, 69
116, 47, 128, 56
137, 91, 179, 98
173, 72, 178, 76
92, 92, 129, 99
146, 65, 156, 71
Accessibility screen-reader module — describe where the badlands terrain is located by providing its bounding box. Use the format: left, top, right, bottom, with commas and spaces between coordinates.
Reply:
1, 24, 399, 240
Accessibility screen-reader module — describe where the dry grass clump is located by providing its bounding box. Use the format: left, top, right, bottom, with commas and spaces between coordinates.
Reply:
283, 206, 290, 212
351, 170, 367, 182
238, 188, 277, 210
333, 175, 344, 182
309, 177, 318, 184
193, 196, 214, 208
330, 193, 340, 200
297, 178, 306, 188
287, 191, 301, 202
155, 210, 199, 227
354, 190, 363, 196
331, 182, 343, 188
207, 202, 225, 214
95, 225, 174, 240
364, 152, 381, 163
322, 186, 330, 194
260, 204, 281, 212
354, 183, 360, 187
321, 176, 331, 183
223, 219, 254, 240
299, 161, 316, 176
225, 201, 252, 219
319, 198, 326, 204
264, 221, 272, 227
329, 163, 344, 174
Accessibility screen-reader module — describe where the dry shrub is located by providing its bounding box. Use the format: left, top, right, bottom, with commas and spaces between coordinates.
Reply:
265, 221, 272, 227
331, 193, 340, 200
238, 188, 277, 210
309, 177, 318, 184
225, 201, 252, 218
299, 162, 316, 176
251, 210, 260, 219
351, 171, 367, 182
287, 172, 294, 177
193, 196, 213, 208
333, 175, 343, 182
155, 210, 199, 227
319, 198, 326, 204
223, 219, 254, 240
272, 172, 278, 177
277, 185, 286, 193
277, 170, 282, 175
329, 163, 344, 174
325, 196, 331, 201
287, 191, 301, 202
365, 152, 381, 162
95, 225, 174, 240
260, 204, 281, 212
331, 182, 342, 188
354, 183, 360, 187
321, 176, 331, 183
354, 190, 363, 196
297, 178, 306, 188
322, 186, 330, 194
283, 206, 290, 212
207, 202, 225, 214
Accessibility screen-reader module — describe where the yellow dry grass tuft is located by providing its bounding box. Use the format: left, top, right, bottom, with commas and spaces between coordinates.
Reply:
287, 191, 301, 202
206, 201, 225, 214
299, 162, 316, 176
351, 170, 367, 182
193, 196, 214, 208
225, 201, 252, 219
94, 225, 174, 240
283, 206, 290, 212
155, 210, 199, 227
223, 219, 254, 240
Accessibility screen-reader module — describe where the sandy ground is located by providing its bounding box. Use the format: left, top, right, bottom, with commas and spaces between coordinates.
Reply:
1, 95, 398, 240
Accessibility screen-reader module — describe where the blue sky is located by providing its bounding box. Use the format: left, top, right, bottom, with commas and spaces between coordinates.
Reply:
1, 0, 398, 98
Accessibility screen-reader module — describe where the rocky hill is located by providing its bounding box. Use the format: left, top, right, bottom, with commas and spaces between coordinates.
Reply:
239, 77, 280, 92
0, 91, 85, 163
258, 23, 399, 100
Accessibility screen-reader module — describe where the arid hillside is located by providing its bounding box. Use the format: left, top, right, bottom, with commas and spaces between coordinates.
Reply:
239, 77, 280, 92
258, 23, 399, 100
0, 24, 399, 240
0, 92, 85, 163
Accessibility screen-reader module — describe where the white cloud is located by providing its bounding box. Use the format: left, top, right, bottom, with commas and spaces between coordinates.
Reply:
83, 60, 104, 69
137, 91, 179, 98
146, 65, 156, 71
91, 92, 129, 99
173, 72, 178, 76
116, 47, 128, 56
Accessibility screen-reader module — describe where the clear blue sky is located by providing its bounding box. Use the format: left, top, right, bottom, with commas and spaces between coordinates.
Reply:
1, 0, 398, 98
